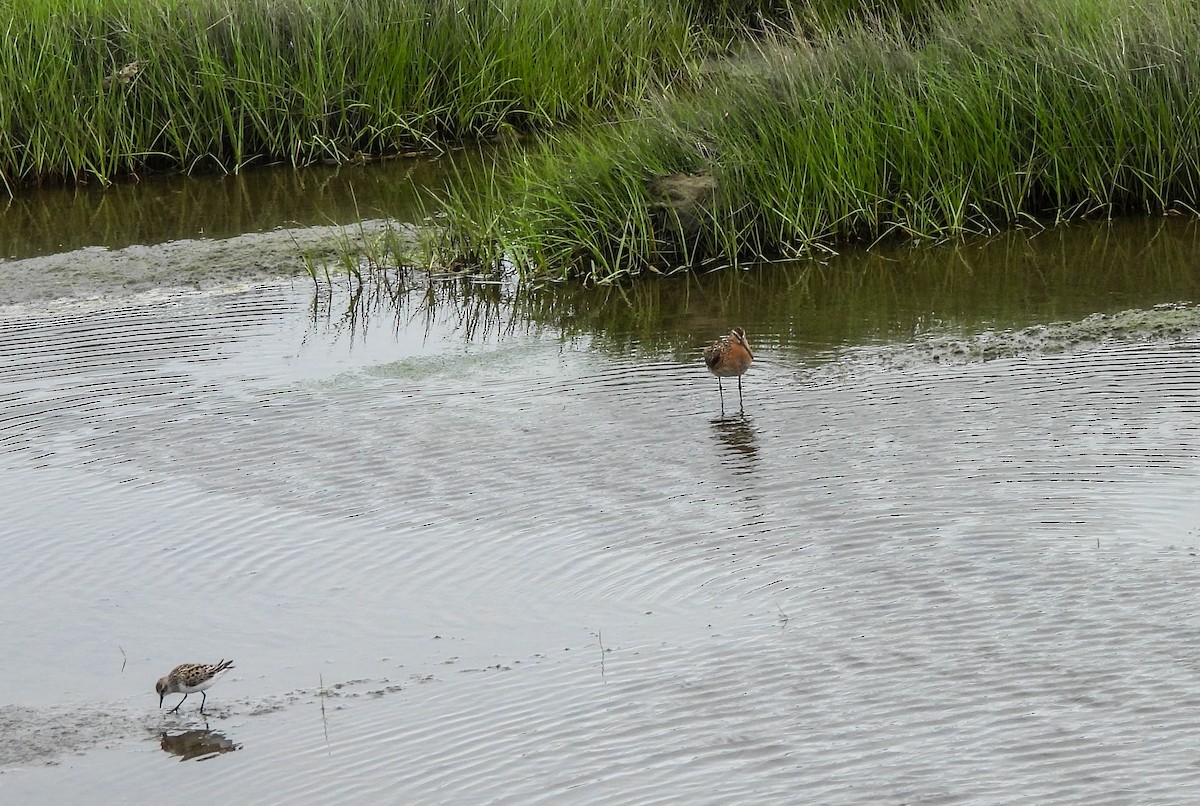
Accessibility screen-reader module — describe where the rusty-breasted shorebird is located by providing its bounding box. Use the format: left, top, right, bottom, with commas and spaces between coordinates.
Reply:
704, 327, 753, 412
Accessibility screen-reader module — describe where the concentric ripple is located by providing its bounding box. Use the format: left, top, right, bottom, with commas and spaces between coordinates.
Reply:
3, 282, 1200, 804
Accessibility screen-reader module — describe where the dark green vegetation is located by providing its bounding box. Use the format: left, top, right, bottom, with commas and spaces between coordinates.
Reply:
435, 0, 1200, 281
11, 0, 1195, 285
1, 0, 698, 191
0, 0, 966, 193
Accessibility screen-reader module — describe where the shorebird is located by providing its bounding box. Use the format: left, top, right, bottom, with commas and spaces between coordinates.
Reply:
704, 327, 754, 412
156, 659, 234, 714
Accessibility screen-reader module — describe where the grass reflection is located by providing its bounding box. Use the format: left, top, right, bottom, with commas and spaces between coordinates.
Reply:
318, 217, 1200, 358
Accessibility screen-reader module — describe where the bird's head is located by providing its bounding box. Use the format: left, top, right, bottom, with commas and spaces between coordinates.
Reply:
730, 327, 752, 355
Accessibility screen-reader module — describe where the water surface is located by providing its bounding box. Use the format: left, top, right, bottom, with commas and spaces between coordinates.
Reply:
3, 194, 1200, 803
0, 155, 468, 261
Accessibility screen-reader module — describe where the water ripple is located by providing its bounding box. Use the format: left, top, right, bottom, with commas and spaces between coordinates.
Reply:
4, 288, 1200, 802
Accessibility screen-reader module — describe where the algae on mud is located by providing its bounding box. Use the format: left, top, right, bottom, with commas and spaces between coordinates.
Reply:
431, 0, 1200, 281
0, 222, 405, 307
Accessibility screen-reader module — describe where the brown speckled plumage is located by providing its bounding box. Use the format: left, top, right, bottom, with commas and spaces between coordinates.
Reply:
156, 659, 234, 714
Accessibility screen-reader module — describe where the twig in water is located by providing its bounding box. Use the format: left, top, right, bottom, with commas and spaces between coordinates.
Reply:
319, 674, 330, 752
598, 630, 606, 682
119, 646, 127, 672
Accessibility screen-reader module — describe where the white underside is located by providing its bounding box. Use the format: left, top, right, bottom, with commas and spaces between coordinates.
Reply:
173, 669, 229, 694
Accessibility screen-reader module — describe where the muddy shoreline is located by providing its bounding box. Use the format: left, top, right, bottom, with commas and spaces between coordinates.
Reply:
0, 220, 404, 307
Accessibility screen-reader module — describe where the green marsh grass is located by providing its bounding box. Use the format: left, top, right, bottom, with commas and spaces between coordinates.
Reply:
0, 0, 694, 190
434, 0, 1200, 281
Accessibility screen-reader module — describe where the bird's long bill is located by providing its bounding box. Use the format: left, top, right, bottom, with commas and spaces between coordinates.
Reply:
158, 693, 164, 708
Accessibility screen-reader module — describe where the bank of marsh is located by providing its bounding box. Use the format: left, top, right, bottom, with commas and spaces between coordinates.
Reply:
433, 0, 1200, 281
0, 0, 972, 193
1, 0, 698, 190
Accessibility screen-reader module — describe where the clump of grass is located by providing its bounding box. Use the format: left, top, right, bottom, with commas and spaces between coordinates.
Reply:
0, 0, 695, 191
434, 0, 1200, 281
430, 120, 707, 281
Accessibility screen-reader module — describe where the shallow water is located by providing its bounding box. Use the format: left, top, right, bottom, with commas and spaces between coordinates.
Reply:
4, 200, 1200, 803
0, 154, 464, 261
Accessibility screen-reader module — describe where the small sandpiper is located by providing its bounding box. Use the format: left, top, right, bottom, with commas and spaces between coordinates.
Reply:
704, 327, 754, 412
156, 659, 234, 714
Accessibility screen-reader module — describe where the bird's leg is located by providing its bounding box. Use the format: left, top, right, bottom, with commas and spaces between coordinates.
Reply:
200, 691, 208, 714
717, 377, 725, 415
737, 375, 744, 411
169, 694, 188, 714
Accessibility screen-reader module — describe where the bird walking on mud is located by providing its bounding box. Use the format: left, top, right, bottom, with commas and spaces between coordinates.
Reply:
704, 327, 754, 413
156, 659, 234, 715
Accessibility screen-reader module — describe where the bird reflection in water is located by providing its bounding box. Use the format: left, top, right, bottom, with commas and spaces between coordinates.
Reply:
710, 412, 759, 471
160, 725, 241, 762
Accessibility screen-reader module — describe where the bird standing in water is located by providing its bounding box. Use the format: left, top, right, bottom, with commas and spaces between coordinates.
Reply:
704, 327, 754, 412
156, 659, 234, 714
